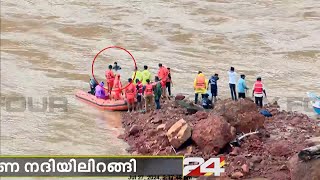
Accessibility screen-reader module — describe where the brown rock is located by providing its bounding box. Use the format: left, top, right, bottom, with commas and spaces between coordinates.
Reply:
251, 156, 262, 163
236, 111, 265, 133
230, 147, 241, 156
194, 111, 208, 120
156, 124, 166, 131
288, 154, 320, 180
166, 119, 192, 149
129, 125, 141, 136
151, 116, 162, 124
231, 171, 244, 179
175, 94, 186, 101
214, 98, 265, 133
192, 115, 236, 155
241, 164, 249, 173
268, 140, 292, 157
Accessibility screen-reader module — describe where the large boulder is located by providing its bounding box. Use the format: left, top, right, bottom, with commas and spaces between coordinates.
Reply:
214, 98, 265, 133
287, 154, 320, 180
192, 115, 236, 154
166, 119, 191, 149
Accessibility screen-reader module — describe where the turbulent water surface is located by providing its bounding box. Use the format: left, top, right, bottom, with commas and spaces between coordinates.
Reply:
1, 0, 320, 162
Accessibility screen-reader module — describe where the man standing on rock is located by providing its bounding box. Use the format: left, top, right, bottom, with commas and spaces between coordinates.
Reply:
252, 77, 267, 108
228, 67, 238, 101
141, 65, 151, 86
157, 63, 169, 100
209, 73, 219, 104
154, 76, 162, 109
194, 71, 208, 104
144, 79, 154, 112
238, 74, 249, 98
132, 67, 143, 85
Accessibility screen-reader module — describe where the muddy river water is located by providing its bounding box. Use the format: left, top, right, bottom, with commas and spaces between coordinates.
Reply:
1, 0, 319, 169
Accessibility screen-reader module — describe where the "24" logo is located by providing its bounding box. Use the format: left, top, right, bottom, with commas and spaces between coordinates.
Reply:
183, 157, 225, 177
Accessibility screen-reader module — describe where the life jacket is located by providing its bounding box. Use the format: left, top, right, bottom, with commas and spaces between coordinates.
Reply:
113, 77, 121, 91
126, 84, 136, 99
254, 81, 263, 94
136, 82, 143, 95
144, 84, 153, 96
195, 75, 206, 89
158, 67, 168, 81
106, 70, 115, 82
141, 70, 151, 85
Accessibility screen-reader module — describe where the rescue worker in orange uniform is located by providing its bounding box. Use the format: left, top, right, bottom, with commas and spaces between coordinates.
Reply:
143, 79, 154, 112
105, 65, 115, 94
252, 77, 267, 108
111, 74, 123, 100
135, 79, 144, 111
194, 71, 209, 104
125, 78, 137, 112
157, 63, 169, 99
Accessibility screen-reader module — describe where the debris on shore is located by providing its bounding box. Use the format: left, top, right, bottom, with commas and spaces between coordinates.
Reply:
118, 97, 320, 179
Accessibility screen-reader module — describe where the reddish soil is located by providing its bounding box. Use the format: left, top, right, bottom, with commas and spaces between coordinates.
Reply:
118, 98, 320, 179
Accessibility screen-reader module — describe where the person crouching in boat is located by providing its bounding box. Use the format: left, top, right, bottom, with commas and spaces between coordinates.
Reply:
111, 74, 123, 100
125, 78, 137, 113
95, 82, 108, 99
88, 78, 98, 95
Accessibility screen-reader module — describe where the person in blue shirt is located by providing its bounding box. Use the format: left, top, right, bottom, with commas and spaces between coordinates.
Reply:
237, 74, 249, 98
208, 73, 219, 103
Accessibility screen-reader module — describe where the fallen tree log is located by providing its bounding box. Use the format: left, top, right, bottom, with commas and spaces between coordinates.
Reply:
298, 144, 320, 161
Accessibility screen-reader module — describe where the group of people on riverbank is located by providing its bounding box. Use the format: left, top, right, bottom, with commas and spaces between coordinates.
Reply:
89, 63, 267, 112
194, 66, 267, 108
89, 62, 173, 112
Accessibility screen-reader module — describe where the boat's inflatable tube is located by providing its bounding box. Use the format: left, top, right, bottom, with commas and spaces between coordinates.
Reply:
313, 101, 320, 115
75, 90, 128, 111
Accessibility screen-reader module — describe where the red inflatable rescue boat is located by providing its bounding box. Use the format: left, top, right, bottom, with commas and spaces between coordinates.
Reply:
75, 90, 128, 111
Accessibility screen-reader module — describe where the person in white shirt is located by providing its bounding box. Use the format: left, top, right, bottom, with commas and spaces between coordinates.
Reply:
228, 67, 237, 100
252, 77, 267, 108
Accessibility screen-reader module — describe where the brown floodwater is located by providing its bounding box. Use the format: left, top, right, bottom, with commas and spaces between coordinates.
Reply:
1, 0, 319, 163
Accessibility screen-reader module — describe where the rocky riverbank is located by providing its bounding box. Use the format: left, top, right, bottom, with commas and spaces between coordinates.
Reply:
118, 96, 320, 179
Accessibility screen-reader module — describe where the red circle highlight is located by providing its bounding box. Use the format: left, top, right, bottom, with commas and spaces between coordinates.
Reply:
91, 46, 137, 92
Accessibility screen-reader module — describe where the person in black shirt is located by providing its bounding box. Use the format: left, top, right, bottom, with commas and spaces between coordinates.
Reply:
202, 93, 212, 109
88, 78, 98, 95
112, 62, 121, 71
166, 67, 173, 96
